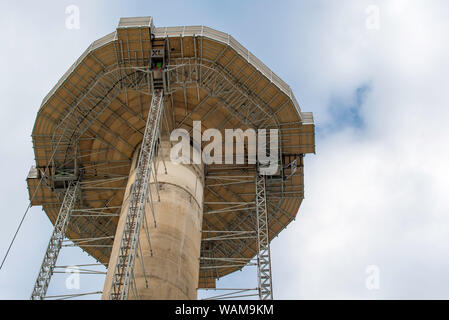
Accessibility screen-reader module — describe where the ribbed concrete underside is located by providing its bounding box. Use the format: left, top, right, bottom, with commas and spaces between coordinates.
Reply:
103, 141, 204, 299
27, 17, 315, 290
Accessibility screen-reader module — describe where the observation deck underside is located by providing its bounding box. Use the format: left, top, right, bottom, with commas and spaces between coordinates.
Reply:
27, 17, 315, 289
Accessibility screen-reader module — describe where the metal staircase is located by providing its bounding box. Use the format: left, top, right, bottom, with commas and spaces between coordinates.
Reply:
109, 90, 164, 300
31, 181, 80, 300
255, 173, 273, 300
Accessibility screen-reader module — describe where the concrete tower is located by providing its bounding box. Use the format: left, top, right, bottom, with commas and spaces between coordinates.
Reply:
27, 17, 315, 300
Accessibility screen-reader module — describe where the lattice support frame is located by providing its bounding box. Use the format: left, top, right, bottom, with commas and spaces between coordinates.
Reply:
109, 89, 164, 300
255, 173, 273, 300
31, 182, 80, 300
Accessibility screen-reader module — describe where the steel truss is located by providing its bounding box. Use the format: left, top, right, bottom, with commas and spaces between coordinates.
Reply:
31, 29, 309, 301
31, 182, 80, 300
199, 172, 278, 300
109, 89, 164, 300
167, 55, 297, 299
255, 173, 273, 300
201, 288, 259, 300
199, 165, 285, 300
51, 66, 151, 168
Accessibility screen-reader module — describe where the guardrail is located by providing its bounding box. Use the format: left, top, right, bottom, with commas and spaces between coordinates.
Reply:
155, 26, 303, 117
40, 24, 307, 123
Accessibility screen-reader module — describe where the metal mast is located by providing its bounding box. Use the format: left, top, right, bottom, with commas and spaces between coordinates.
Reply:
31, 181, 80, 300
109, 89, 164, 300
255, 173, 273, 300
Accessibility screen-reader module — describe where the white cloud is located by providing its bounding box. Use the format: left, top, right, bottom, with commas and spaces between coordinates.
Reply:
271, 0, 449, 299
1, 0, 449, 299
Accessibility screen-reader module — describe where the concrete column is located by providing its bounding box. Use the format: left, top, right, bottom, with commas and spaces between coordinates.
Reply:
102, 139, 204, 299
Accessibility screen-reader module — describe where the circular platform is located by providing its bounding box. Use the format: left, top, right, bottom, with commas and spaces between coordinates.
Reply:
27, 17, 315, 288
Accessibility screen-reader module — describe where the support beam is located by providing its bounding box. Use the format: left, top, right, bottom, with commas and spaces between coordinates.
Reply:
255, 173, 273, 300
31, 182, 80, 300
108, 90, 164, 300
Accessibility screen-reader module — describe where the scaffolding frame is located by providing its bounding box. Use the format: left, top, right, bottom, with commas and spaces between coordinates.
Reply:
31, 182, 80, 300
109, 89, 164, 300
255, 173, 273, 300
31, 34, 308, 267
28, 20, 313, 300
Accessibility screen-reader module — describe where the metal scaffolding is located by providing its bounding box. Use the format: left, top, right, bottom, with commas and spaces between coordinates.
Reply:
200, 172, 274, 300
109, 89, 164, 300
255, 173, 273, 300
31, 181, 80, 300
26, 19, 314, 300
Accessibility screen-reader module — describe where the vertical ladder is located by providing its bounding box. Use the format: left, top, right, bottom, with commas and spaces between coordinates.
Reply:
109, 90, 164, 300
31, 182, 80, 300
255, 173, 273, 300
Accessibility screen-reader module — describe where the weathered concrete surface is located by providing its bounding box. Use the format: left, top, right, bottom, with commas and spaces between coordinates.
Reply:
103, 140, 204, 299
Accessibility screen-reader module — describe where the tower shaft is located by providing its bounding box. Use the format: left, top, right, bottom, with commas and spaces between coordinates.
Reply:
103, 140, 204, 299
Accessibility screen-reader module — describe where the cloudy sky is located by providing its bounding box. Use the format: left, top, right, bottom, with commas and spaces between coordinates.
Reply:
1, 0, 448, 299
